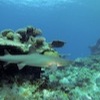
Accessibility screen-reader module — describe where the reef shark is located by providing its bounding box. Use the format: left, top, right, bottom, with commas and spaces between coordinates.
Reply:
0, 50, 69, 70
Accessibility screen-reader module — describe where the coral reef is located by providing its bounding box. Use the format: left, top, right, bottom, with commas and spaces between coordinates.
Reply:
0, 25, 69, 80
0, 55, 100, 99
0, 26, 100, 99
16, 26, 42, 43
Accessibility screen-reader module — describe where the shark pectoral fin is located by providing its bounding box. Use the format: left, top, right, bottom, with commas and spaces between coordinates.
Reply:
17, 63, 25, 70
4, 49, 11, 55
3, 62, 10, 68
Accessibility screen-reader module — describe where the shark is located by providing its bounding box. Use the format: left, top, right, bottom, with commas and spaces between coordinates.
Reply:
0, 50, 70, 70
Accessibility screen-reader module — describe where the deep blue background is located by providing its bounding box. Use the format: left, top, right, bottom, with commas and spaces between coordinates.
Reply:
0, 1, 100, 59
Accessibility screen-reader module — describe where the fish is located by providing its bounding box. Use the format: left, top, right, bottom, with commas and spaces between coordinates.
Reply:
0, 50, 70, 70
50, 40, 66, 48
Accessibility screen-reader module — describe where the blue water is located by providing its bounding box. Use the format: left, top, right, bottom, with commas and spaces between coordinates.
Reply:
0, 0, 100, 59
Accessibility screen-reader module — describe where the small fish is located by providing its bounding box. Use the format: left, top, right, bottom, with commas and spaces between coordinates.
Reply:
50, 40, 66, 48
0, 50, 70, 70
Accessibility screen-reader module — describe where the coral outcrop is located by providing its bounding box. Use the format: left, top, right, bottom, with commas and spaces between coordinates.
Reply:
1, 26, 100, 100
0, 26, 68, 81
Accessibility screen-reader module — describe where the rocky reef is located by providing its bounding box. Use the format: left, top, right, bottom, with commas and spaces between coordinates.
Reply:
0, 26, 100, 100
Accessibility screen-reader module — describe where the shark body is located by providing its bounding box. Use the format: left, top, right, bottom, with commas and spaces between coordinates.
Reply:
0, 52, 69, 70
